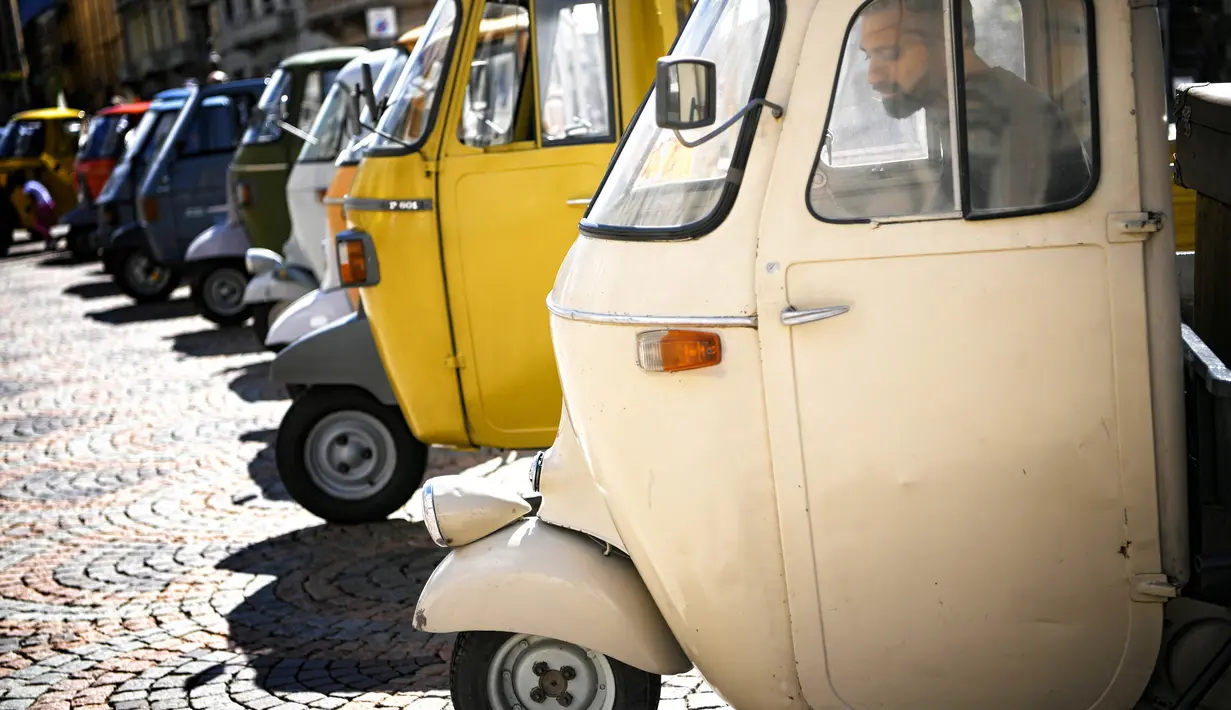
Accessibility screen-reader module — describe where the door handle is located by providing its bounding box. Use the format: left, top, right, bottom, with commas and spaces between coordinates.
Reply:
781, 305, 849, 326
566, 198, 591, 207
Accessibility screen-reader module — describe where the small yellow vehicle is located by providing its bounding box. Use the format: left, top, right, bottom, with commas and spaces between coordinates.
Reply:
0, 107, 86, 255
272, 0, 689, 523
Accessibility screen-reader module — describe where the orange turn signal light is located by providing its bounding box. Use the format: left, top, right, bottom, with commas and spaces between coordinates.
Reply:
636, 330, 722, 373
337, 240, 367, 285
141, 197, 159, 223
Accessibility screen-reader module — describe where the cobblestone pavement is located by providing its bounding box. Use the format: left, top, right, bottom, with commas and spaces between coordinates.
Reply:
0, 243, 726, 710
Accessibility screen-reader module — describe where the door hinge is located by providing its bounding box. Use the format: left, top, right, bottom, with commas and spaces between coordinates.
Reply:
1108, 211, 1164, 243
1131, 573, 1180, 602
445, 354, 466, 370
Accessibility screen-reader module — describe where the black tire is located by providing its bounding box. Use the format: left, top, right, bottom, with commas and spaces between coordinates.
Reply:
68, 227, 96, 262
275, 386, 427, 524
450, 631, 661, 710
251, 302, 286, 353
114, 248, 180, 303
191, 261, 252, 327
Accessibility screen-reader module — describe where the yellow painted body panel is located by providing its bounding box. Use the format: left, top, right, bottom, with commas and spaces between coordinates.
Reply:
350, 152, 471, 447
354, 0, 682, 449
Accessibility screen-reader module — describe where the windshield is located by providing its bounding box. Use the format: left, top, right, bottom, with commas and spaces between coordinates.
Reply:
371, 0, 459, 152
242, 69, 292, 145
299, 77, 355, 163
78, 114, 137, 161
0, 125, 13, 158
120, 108, 178, 168
584, 0, 773, 231
9, 120, 47, 158
337, 49, 410, 164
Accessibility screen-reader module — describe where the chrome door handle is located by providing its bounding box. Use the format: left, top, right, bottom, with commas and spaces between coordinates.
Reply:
781, 305, 849, 326
566, 198, 591, 206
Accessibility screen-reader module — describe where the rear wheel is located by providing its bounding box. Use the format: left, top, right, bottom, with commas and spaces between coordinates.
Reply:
449, 631, 661, 710
191, 261, 251, 327
115, 248, 180, 303
275, 386, 427, 524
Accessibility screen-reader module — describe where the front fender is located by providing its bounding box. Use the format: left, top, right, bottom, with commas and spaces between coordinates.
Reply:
242, 270, 314, 306
186, 220, 250, 263
414, 518, 690, 676
268, 310, 396, 405
266, 287, 355, 347
110, 222, 146, 252
58, 204, 95, 229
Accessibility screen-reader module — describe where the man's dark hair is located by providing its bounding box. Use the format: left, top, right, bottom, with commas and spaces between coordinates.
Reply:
862, 0, 977, 47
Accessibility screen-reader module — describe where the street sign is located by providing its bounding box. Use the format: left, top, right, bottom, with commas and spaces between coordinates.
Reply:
365, 6, 397, 39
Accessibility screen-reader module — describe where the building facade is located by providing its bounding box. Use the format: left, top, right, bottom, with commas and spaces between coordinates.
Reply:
116, 0, 213, 98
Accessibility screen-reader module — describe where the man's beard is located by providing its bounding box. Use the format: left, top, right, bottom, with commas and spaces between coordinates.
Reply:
874, 82, 927, 119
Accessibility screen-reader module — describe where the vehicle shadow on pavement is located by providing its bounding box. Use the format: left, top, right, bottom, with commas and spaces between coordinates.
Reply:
168, 328, 265, 358
62, 280, 122, 300
85, 299, 198, 324
225, 361, 289, 402
240, 428, 292, 502
214, 520, 452, 696
36, 253, 80, 268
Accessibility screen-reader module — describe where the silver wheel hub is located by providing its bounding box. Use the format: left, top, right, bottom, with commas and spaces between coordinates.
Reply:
203, 267, 247, 316
487, 635, 615, 710
304, 410, 397, 500
125, 252, 169, 294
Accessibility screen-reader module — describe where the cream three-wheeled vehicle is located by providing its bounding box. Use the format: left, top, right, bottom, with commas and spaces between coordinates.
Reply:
412, 0, 1230, 708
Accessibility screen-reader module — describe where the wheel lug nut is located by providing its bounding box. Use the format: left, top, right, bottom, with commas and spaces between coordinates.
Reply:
560, 666, 575, 681
533, 662, 549, 677
337, 434, 349, 446
361, 449, 373, 460
529, 687, 546, 703
338, 463, 350, 474
557, 691, 573, 707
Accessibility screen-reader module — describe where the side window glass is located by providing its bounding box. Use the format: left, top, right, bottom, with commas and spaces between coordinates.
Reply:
536, 0, 613, 144
299, 70, 328, 133
459, 3, 531, 147
808, 0, 1095, 222
183, 101, 238, 156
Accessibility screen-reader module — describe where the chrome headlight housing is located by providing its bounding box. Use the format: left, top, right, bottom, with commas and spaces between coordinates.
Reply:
422, 481, 445, 546
419, 474, 532, 549
244, 247, 282, 276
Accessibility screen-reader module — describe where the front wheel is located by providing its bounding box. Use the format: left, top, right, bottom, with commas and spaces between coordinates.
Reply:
68, 227, 96, 262
275, 386, 427, 524
191, 261, 252, 327
450, 631, 661, 710
115, 248, 181, 303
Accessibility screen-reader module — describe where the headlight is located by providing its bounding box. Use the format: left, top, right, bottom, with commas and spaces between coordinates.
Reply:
244, 248, 282, 276
419, 474, 532, 548
422, 481, 445, 546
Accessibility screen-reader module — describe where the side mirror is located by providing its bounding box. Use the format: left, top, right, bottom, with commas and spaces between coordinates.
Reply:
654, 57, 717, 131
360, 63, 378, 119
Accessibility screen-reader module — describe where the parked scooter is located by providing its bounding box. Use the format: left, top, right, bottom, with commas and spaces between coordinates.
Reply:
260, 28, 424, 351
243, 48, 395, 347
182, 47, 368, 327
271, 0, 688, 525
93, 88, 192, 298
0, 107, 86, 256
58, 101, 148, 261
413, 1, 1231, 708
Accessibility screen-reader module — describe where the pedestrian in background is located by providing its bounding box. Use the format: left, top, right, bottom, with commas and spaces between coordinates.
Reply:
6, 170, 57, 252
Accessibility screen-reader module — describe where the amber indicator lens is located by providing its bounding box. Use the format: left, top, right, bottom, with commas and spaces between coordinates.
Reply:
637, 330, 722, 373
141, 197, 159, 223
235, 181, 253, 206
337, 240, 368, 285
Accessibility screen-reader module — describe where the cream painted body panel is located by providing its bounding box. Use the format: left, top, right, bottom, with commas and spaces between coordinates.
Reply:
285, 160, 337, 280
266, 287, 354, 347
547, 318, 803, 710
413, 518, 690, 676
535, 406, 625, 551
546, 0, 1177, 708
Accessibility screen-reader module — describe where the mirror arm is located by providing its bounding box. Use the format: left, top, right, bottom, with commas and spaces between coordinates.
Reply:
359, 119, 412, 149
670, 98, 784, 149
277, 120, 319, 145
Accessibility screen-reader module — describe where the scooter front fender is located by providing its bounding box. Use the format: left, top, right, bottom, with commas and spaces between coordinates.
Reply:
268, 310, 397, 405
413, 517, 691, 677
185, 220, 250, 263
242, 269, 314, 306
266, 288, 354, 348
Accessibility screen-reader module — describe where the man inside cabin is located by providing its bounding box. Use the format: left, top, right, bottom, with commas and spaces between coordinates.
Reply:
858, 0, 1091, 213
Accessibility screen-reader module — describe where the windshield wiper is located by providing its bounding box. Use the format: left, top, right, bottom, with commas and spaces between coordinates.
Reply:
360, 119, 412, 149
